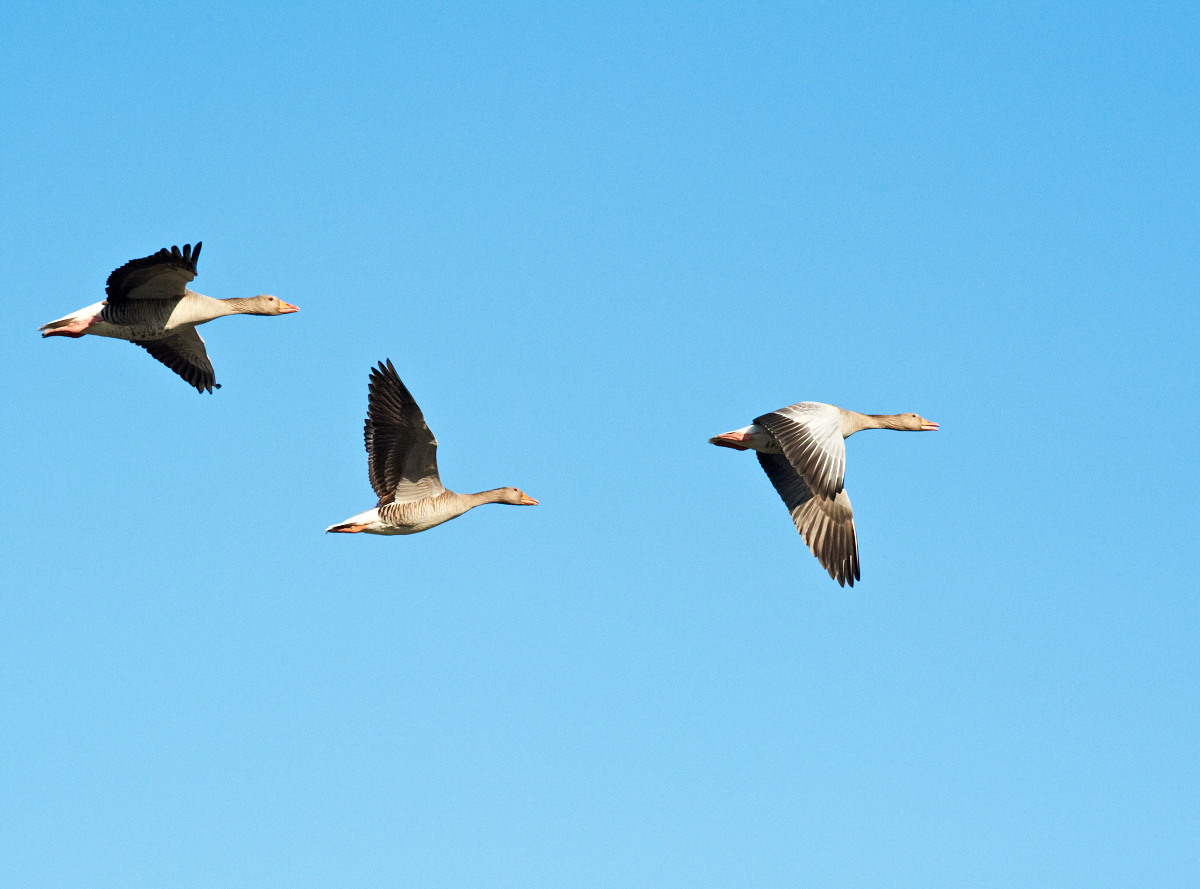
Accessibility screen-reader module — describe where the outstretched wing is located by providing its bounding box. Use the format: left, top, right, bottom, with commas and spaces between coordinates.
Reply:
133, 328, 219, 394
757, 451, 860, 587
364, 359, 443, 505
754, 401, 847, 499
107, 242, 201, 302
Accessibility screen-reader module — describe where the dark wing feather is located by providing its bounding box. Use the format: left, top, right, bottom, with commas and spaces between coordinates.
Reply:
757, 452, 860, 587
106, 242, 201, 302
755, 403, 846, 499
364, 359, 443, 504
133, 328, 219, 394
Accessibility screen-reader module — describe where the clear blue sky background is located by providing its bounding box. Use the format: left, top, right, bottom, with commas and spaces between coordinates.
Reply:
2, 3, 1197, 886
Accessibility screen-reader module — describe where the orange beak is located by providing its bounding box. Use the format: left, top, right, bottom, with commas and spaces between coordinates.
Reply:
708, 431, 752, 450
519, 494, 539, 506
921, 420, 939, 431
279, 301, 299, 314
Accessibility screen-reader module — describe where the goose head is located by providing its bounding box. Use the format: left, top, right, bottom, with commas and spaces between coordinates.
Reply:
906, 413, 939, 431
244, 295, 299, 315
865, 412, 939, 432
497, 487, 539, 506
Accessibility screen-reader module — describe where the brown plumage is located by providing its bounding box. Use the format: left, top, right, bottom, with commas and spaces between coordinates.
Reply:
39, 242, 297, 392
326, 360, 538, 535
710, 401, 938, 587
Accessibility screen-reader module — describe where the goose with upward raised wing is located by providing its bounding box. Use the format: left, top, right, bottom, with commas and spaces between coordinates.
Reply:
710, 402, 938, 586
326, 360, 538, 535
39, 242, 297, 393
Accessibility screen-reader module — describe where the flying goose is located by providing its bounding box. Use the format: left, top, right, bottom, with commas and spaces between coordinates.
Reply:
39, 242, 297, 393
326, 360, 538, 535
710, 402, 938, 586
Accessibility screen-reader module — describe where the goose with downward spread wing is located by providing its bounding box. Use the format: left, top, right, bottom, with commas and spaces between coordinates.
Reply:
327, 360, 538, 535
710, 402, 938, 586
39, 242, 298, 393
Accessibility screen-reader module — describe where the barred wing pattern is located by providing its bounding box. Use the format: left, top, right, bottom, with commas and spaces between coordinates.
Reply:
753, 402, 846, 500
756, 452, 860, 587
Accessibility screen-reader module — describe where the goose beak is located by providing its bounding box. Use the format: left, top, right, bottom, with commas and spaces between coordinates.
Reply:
708, 431, 751, 450
921, 420, 939, 431
326, 522, 367, 533
519, 494, 539, 506
278, 301, 299, 314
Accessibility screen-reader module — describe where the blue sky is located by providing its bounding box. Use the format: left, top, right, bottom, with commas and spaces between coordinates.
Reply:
2, 3, 1198, 886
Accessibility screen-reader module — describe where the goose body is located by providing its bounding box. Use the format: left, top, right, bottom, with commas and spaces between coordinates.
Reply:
39, 242, 297, 393
326, 360, 537, 536
710, 401, 937, 586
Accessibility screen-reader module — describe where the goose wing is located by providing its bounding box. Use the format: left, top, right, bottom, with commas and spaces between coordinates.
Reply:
756, 451, 860, 587
365, 359, 444, 505
754, 401, 846, 499
106, 242, 201, 303
133, 328, 219, 394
